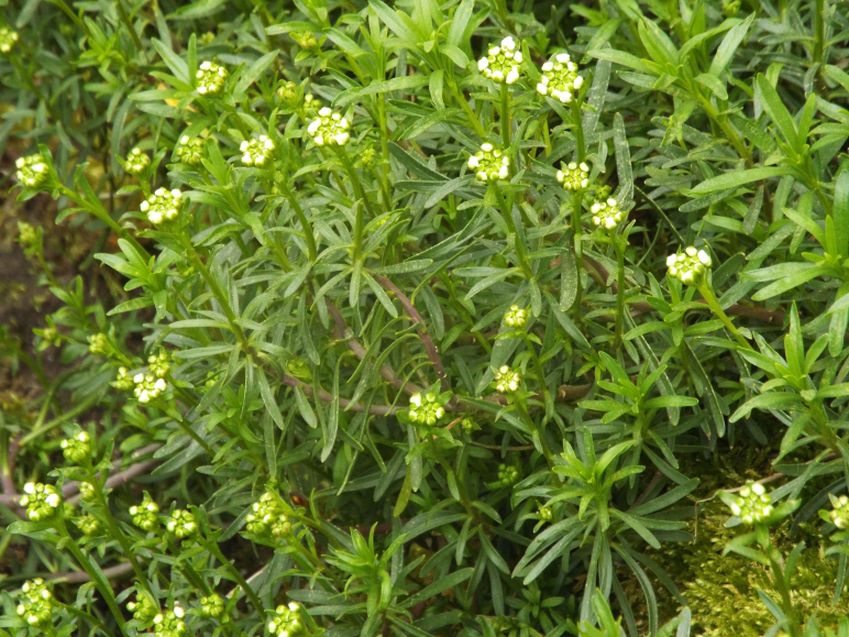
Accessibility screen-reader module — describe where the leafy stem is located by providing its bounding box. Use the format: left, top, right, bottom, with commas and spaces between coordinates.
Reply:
697, 281, 749, 347
55, 516, 127, 632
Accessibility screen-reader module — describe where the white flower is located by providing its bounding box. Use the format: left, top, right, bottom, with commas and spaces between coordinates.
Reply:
239, 134, 275, 166
140, 187, 183, 225
727, 482, 773, 525
493, 365, 521, 393
19, 482, 62, 521
124, 147, 150, 175
478, 36, 523, 85
556, 161, 590, 191
0, 26, 19, 54
407, 392, 446, 425
267, 601, 303, 637
503, 305, 529, 328
15, 153, 49, 188
829, 494, 849, 529
590, 197, 625, 230
195, 60, 227, 95
306, 106, 350, 146
133, 372, 168, 403
537, 52, 584, 103
174, 133, 205, 165
467, 143, 510, 182
666, 246, 712, 285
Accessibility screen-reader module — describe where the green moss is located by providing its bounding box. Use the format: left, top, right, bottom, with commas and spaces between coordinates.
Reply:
679, 502, 849, 634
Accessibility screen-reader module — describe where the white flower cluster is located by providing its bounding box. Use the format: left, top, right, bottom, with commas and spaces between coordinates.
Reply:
468, 143, 509, 182
240, 134, 274, 166
590, 197, 625, 230
556, 161, 589, 191
494, 365, 521, 393
130, 492, 160, 531
165, 508, 197, 539
0, 26, 18, 54
140, 187, 183, 225
112, 366, 134, 391
246, 491, 291, 539
147, 351, 170, 378
133, 371, 168, 403
537, 52, 584, 103
152, 603, 186, 637
407, 392, 446, 426
15, 153, 49, 187
60, 431, 91, 464
16, 579, 54, 627
503, 304, 529, 328
728, 482, 773, 525
174, 134, 204, 165
267, 601, 303, 637
195, 60, 227, 95
307, 106, 350, 146
478, 36, 522, 85
829, 494, 849, 530
20, 482, 62, 521
666, 246, 712, 285
124, 147, 150, 175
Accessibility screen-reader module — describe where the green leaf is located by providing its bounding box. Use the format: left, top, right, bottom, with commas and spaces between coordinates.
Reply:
151, 38, 189, 83
833, 166, 849, 258
695, 72, 728, 101
234, 51, 277, 97
690, 166, 792, 194
709, 14, 754, 77
403, 568, 474, 607
756, 74, 799, 153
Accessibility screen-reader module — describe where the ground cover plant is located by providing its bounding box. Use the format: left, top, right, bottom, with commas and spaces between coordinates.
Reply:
3, 0, 849, 635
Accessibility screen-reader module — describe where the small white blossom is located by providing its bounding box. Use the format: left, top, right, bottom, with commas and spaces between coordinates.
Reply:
267, 601, 303, 637
306, 106, 350, 146
130, 492, 160, 531
666, 246, 712, 285
124, 147, 150, 175
556, 161, 589, 191
195, 60, 227, 95
468, 143, 510, 182
19, 482, 62, 521
16, 579, 54, 627
165, 509, 197, 539
0, 26, 19, 54
727, 481, 773, 525
503, 305, 529, 328
245, 491, 291, 539
15, 153, 49, 188
407, 392, 446, 426
537, 52, 584, 103
60, 431, 91, 464
493, 365, 521, 393
829, 494, 849, 529
174, 134, 205, 165
152, 603, 186, 636
140, 187, 183, 225
133, 372, 168, 403
478, 36, 523, 85
590, 197, 625, 230
239, 134, 275, 166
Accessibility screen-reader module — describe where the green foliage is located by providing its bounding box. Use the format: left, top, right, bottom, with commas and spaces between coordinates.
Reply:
3, 0, 849, 636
